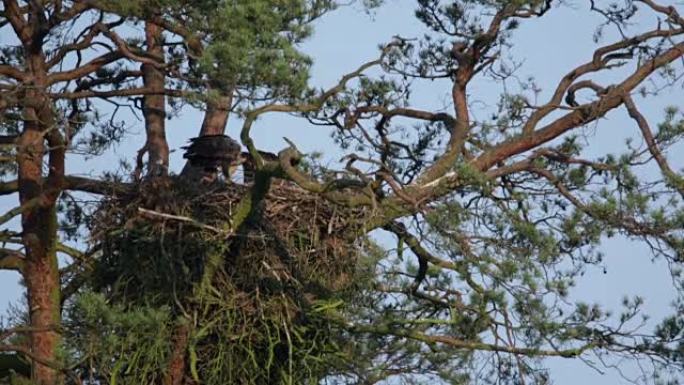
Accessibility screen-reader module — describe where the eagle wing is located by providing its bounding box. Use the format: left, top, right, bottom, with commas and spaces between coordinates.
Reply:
182, 135, 242, 171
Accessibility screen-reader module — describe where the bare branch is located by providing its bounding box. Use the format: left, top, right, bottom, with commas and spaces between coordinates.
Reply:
382, 222, 430, 292
531, 166, 682, 251
0, 135, 17, 145
48, 0, 91, 26
0, 175, 131, 196
48, 51, 122, 85
0, 343, 81, 383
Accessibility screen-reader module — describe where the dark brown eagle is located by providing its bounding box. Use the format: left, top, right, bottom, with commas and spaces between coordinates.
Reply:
182, 134, 242, 182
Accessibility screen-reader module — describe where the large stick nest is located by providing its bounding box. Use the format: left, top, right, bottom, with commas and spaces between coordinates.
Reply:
89, 176, 373, 304
83, 176, 376, 383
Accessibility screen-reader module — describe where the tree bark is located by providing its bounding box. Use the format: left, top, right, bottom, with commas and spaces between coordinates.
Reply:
198, 94, 232, 136
163, 321, 190, 385
180, 94, 233, 178
19, 46, 64, 385
139, 22, 169, 178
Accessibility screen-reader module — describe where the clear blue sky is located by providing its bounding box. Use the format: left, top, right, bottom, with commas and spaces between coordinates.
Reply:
1, 1, 681, 384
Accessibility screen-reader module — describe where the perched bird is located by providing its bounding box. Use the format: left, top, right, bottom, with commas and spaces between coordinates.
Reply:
182, 134, 242, 183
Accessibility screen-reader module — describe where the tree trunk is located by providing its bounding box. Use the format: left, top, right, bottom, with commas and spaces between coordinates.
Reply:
21, 209, 61, 385
19, 49, 64, 385
140, 22, 169, 178
198, 94, 232, 136
163, 321, 190, 385
180, 94, 233, 178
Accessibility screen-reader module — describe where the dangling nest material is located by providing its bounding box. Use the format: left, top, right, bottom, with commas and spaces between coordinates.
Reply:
85, 176, 375, 384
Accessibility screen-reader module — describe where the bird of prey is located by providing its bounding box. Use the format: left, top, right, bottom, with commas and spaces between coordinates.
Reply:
182, 134, 242, 183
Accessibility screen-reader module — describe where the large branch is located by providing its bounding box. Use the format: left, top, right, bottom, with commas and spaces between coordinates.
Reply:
276, 145, 369, 207
50, 87, 188, 100
0, 343, 81, 384
0, 179, 17, 195
522, 27, 684, 134
0, 64, 25, 81
0, 195, 47, 226
382, 222, 430, 292
472, 40, 684, 173
359, 40, 684, 230
103, 28, 164, 67
413, 4, 534, 185
149, 14, 204, 55
81, 5, 205, 56
638, 0, 684, 26
2, 0, 30, 44
65, 175, 132, 195
531, 166, 682, 251
0, 175, 132, 196
344, 106, 456, 136
47, 51, 122, 85
48, 0, 91, 27
45, 16, 156, 84
0, 135, 17, 145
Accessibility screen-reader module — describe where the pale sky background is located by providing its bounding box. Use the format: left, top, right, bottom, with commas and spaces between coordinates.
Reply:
1, 1, 683, 384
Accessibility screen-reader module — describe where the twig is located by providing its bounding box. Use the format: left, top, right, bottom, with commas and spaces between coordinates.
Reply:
137, 207, 228, 234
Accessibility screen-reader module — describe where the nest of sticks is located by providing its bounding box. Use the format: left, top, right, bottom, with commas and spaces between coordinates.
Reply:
89, 175, 372, 305
83, 176, 377, 383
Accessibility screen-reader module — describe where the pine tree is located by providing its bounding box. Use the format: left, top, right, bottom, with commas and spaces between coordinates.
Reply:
0, 1, 335, 383
2, 1, 684, 384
